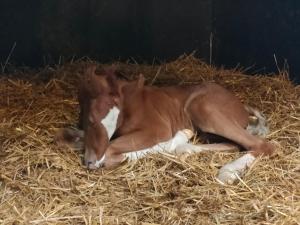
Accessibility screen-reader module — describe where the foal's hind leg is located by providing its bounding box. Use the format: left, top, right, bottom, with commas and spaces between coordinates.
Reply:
187, 87, 275, 184
195, 113, 273, 184
215, 127, 274, 184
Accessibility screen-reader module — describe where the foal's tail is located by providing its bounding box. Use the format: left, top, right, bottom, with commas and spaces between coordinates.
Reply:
54, 128, 84, 150
244, 105, 269, 137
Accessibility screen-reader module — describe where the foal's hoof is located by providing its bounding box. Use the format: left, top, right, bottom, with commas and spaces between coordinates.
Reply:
181, 129, 194, 140
217, 163, 245, 185
217, 168, 239, 185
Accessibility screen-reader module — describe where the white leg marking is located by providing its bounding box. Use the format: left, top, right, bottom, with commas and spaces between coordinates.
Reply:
174, 143, 205, 154
101, 106, 120, 139
124, 129, 192, 161
94, 154, 106, 168
217, 153, 256, 185
174, 143, 237, 154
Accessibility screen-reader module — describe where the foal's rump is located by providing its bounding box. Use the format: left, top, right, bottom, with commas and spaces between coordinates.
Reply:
185, 83, 250, 130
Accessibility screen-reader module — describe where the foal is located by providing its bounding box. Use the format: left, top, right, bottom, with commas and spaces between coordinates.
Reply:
56, 66, 274, 184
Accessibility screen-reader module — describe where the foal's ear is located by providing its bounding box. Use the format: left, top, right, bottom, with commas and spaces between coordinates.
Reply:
137, 73, 145, 89
103, 65, 117, 77
104, 65, 118, 86
104, 65, 120, 97
82, 65, 107, 98
85, 65, 97, 78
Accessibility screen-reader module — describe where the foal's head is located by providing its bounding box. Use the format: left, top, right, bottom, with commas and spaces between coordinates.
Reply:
79, 65, 121, 169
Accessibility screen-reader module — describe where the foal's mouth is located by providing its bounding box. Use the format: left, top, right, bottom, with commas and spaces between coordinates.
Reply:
85, 154, 106, 170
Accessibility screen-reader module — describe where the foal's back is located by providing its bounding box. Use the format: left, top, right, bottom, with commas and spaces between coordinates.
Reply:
118, 82, 225, 136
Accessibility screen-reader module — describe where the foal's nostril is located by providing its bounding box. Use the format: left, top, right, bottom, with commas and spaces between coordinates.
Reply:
86, 161, 97, 170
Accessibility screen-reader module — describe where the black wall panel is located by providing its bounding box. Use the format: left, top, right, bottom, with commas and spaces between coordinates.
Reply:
214, 1, 300, 83
0, 1, 299, 82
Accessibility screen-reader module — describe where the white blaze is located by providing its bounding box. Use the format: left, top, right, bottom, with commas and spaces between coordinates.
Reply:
101, 106, 120, 139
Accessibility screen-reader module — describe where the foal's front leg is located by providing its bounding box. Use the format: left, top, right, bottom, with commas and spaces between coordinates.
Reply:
103, 129, 194, 167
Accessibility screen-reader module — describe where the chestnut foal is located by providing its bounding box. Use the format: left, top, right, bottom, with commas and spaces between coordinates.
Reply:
56, 66, 274, 184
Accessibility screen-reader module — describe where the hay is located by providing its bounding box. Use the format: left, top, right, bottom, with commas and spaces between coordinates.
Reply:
0, 55, 299, 225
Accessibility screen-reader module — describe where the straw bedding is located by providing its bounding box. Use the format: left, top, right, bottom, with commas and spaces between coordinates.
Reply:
0, 55, 299, 225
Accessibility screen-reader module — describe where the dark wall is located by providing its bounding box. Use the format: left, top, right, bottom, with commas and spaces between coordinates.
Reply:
0, 0, 211, 64
39, 0, 212, 63
142, 0, 212, 61
0, 1, 299, 83
0, 0, 42, 66
214, 1, 300, 83
39, 0, 90, 63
